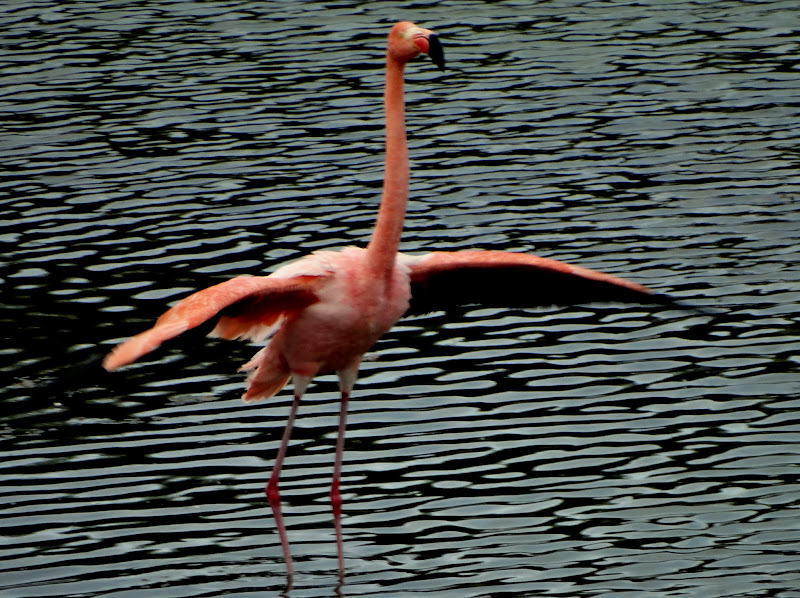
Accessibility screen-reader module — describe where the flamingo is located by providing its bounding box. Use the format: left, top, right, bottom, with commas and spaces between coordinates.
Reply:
104, 21, 694, 578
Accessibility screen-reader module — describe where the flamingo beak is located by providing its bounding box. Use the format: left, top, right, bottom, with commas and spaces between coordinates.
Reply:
411, 29, 445, 71
427, 33, 445, 71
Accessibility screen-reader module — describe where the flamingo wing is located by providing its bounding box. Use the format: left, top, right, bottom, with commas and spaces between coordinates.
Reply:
403, 250, 676, 315
103, 275, 321, 371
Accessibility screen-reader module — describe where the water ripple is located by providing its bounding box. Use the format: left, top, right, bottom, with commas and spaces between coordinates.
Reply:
2, 0, 800, 596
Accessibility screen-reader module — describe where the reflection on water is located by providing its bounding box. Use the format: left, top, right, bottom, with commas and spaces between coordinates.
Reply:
2, 0, 799, 596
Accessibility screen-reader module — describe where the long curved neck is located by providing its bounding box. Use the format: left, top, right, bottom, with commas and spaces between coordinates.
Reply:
366, 55, 408, 279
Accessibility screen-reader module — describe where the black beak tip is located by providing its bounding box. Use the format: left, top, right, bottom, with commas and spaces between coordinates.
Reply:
428, 33, 445, 70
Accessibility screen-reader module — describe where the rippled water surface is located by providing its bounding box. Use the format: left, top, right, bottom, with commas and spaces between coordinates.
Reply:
3, 0, 800, 596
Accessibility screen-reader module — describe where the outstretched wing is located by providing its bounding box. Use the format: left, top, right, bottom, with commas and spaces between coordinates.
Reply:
103, 275, 321, 371
403, 250, 676, 315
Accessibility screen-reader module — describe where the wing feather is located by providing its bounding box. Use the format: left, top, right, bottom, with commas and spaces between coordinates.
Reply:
404, 250, 673, 315
103, 275, 321, 371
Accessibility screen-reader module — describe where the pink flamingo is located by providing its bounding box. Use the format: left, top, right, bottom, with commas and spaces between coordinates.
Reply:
104, 22, 684, 578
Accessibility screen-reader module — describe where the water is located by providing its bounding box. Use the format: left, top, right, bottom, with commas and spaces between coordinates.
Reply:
2, 0, 800, 596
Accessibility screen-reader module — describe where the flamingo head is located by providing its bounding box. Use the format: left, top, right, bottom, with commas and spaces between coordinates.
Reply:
388, 21, 445, 70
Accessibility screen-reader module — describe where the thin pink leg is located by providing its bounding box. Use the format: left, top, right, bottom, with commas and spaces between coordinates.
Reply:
331, 390, 349, 579
267, 393, 302, 584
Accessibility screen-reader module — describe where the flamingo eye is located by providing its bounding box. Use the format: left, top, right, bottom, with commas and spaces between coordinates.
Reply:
412, 34, 430, 55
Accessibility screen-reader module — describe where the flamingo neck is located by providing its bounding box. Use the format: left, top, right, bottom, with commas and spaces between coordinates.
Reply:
367, 55, 408, 278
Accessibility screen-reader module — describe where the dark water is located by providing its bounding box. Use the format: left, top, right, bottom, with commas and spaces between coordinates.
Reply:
2, 0, 800, 596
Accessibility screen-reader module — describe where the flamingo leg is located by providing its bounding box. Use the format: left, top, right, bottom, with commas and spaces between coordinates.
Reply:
331, 389, 349, 578
266, 392, 302, 582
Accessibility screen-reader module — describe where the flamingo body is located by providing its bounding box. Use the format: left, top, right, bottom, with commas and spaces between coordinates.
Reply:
237, 247, 413, 401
